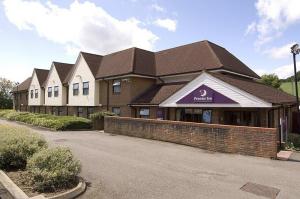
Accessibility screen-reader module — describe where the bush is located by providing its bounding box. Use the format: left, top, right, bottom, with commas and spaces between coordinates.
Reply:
287, 133, 300, 151
0, 124, 47, 170
26, 147, 81, 192
0, 110, 92, 130
89, 111, 116, 121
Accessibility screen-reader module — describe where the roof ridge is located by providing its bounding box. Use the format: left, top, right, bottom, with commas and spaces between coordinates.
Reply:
205, 41, 223, 67
155, 40, 208, 54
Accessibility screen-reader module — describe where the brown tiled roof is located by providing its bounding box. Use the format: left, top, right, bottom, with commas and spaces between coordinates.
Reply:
81, 52, 103, 77
96, 48, 135, 79
52, 62, 74, 84
155, 40, 260, 78
130, 82, 187, 105
95, 40, 259, 79
131, 72, 296, 105
12, 77, 31, 92
96, 48, 156, 79
210, 72, 296, 104
35, 69, 49, 88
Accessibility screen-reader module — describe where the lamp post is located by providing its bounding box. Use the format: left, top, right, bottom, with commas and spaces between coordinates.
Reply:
291, 44, 300, 112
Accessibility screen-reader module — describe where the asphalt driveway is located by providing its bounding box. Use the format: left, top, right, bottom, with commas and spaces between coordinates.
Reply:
1, 120, 300, 199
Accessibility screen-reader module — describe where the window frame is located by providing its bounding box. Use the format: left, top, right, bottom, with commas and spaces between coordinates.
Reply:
112, 79, 121, 94
48, 87, 52, 98
54, 86, 59, 97
112, 107, 121, 116
73, 83, 79, 96
34, 89, 38, 98
82, 82, 89, 95
30, 90, 33, 99
139, 107, 150, 119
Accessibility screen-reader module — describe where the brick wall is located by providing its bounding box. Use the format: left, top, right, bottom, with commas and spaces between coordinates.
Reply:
104, 116, 278, 158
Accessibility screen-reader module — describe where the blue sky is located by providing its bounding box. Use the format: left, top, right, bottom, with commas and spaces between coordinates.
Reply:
1, 0, 300, 82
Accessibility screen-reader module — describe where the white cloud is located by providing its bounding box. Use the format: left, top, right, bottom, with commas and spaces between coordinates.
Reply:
151, 4, 164, 12
254, 61, 300, 79
246, 0, 300, 46
153, 18, 177, 32
2, 0, 159, 55
264, 42, 296, 59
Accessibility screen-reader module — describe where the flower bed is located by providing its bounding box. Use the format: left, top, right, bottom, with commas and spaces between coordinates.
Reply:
0, 124, 82, 197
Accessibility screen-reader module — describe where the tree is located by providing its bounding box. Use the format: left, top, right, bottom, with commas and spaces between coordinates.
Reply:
260, 74, 281, 89
0, 77, 15, 109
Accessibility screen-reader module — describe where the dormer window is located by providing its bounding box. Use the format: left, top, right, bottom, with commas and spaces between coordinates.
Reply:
54, 86, 59, 97
73, 83, 79, 96
35, 89, 38, 98
113, 80, 121, 94
83, 82, 89, 95
48, 87, 52, 97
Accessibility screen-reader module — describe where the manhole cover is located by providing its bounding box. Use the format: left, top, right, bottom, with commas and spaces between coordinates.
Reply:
54, 139, 67, 142
241, 182, 280, 199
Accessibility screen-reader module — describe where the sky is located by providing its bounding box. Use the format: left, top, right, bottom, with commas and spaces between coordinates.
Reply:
0, 0, 300, 82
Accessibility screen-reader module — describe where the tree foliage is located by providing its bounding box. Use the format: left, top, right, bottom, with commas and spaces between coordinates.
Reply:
260, 74, 281, 89
0, 77, 15, 109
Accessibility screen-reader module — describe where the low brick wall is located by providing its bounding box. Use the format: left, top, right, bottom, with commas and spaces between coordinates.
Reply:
104, 117, 278, 158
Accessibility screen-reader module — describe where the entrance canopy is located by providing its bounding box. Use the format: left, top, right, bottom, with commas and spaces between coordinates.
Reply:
160, 72, 272, 108
130, 71, 296, 108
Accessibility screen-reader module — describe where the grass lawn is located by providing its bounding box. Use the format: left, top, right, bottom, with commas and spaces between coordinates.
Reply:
280, 81, 300, 96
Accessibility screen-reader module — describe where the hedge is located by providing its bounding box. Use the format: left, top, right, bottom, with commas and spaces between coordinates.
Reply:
26, 147, 81, 192
0, 110, 92, 130
0, 124, 47, 170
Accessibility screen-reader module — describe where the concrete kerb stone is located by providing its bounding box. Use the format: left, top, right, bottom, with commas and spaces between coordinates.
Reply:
0, 171, 86, 199
47, 177, 86, 199
0, 170, 29, 199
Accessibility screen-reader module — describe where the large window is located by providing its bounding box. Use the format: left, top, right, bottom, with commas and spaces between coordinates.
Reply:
176, 108, 212, 123
112, 80, 121, 94
30, 90, 33, 99
87, 107, 94, 118
54, 86, 59, 97
83, 82, 89, 95
34, 89, 38, 98
77, 107, 83, 117
112, 107, 121, 116
48, 87, 52, 97
73, 83, 79, 96
139, 108, 150, 119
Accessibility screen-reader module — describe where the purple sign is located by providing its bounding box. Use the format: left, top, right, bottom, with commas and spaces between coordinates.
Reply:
177, 84, 237, 104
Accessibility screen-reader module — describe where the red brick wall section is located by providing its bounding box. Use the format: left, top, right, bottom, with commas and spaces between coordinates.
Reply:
104, 116, 278, 158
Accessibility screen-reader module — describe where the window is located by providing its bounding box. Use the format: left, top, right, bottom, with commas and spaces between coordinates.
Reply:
112, 80, 121, 94
139, 108, 150, 119
87, 107, 94, 117
48, 87, 52, 97
83, 82, 89, 95
77, 107, 83, 117
30, 90, 33, 99
112, 107, 121, 116
73, 83, 79, 96
54, 86, 59, 97
35, 89, 38, 98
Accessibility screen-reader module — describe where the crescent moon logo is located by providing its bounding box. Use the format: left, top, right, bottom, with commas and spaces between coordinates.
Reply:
199, 89, 207, 97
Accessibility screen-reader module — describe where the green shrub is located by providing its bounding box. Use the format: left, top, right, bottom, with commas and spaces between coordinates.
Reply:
287, 133, 300, 150
26, 147, 81, 192
90, 111, 116, 121
0, 110, 92, 130
0, 124, 47, 170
